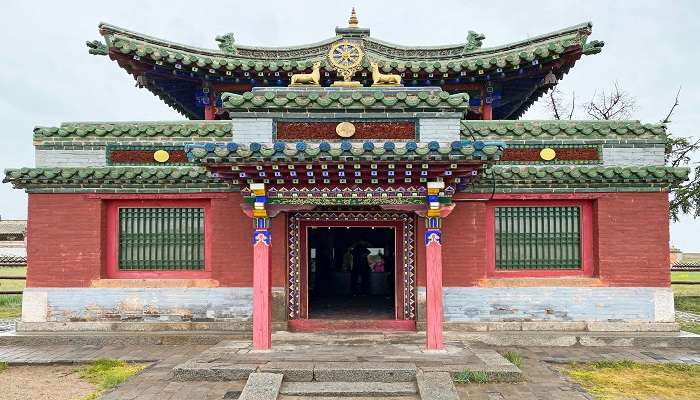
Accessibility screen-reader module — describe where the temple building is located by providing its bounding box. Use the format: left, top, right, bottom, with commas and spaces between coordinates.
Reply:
4, 11, 689, 349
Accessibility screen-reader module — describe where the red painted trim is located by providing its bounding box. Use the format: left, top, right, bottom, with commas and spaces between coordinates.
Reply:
288, 319, 416, 332
485, 200, 595, 278
86, 193, 228, 200
105, 199, 213, 279
298, 219, 406, 320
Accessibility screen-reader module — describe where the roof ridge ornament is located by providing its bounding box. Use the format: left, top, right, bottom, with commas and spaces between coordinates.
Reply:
86, 39, 108, 56
348, 7, 359, 28
463, 31, 485, 54
216, 32, 237, 54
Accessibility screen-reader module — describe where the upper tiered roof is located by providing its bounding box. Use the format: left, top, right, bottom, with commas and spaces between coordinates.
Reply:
88, 11, 603, 119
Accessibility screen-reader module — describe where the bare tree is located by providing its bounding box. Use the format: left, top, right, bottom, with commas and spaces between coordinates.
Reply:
582, 82, 636, 120
662, 88, 700, 220
544, 87, 575, 120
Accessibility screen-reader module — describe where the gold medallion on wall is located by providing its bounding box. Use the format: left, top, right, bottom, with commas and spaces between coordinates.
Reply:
335, 122, 356, 138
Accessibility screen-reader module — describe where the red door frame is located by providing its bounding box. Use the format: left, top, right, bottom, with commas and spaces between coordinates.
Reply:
105, 199, 213, 279
298, 219, 405, 320
287, 215, 417, 332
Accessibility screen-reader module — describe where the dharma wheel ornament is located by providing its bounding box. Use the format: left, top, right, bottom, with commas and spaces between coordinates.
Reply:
328, 40, 364, 87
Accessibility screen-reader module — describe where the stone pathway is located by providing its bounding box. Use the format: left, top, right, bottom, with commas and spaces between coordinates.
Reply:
0, 339, 698, 399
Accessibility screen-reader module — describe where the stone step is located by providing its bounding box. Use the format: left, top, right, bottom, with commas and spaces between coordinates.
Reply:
172, 361, 258, 381
278, 396, 418, 400
313, 362, 417, 382
280, 381, 418, 397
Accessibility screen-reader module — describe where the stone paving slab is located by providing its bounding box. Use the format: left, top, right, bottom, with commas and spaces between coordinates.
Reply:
416, 371, 459, 400
239, 372, 283, 400
280, 381, 418, 397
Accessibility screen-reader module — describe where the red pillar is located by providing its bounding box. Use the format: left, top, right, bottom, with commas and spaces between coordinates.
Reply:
204, 105, 216, 120
251, 183, 271, 350
252, 229, 272, 350
425, 181, 445, 350
425, 229, 444, 349
482, 103, 493, 120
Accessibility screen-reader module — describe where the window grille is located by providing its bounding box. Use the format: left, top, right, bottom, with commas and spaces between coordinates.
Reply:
118, 207, 204, 270
495, 206, 581, 270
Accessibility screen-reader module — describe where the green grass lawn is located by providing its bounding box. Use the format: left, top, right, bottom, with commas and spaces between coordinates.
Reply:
0, 266, 26, 291
671, 271, 700, 282
0, 267, 25, 319
673, 284, 700, 314
78, 359, 146, 400
564, 361, 700, 400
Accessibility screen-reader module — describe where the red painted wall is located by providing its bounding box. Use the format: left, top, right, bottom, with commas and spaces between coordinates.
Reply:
441, 202, 488, 286
26, 193, 280, 288
26, 191, 670, 289
595, 192, 670, 287
26, 194, 104, 287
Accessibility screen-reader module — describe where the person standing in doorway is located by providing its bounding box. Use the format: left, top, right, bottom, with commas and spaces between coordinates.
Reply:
351, 242, 371, 296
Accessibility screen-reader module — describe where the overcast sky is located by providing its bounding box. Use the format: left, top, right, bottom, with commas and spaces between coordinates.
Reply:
1, 1, 698, 250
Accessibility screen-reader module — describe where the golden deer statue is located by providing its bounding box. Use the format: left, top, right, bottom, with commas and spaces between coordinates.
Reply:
370, 62, 401, 86
290, 62, 321, 86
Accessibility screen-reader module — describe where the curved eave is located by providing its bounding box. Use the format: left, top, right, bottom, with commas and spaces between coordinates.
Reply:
93, 22, 602, 119
98, 21, 594, 62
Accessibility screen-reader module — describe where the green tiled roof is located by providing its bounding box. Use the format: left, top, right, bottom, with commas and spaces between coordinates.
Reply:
478, 165, 688, 187
31, 120, 665, 142
95, 22, 600, 76
222, 89, 469, 112
186, 140, 504, 163
33, 121, 232, 140
461, 120, 666, 140
3, 167, 228, 189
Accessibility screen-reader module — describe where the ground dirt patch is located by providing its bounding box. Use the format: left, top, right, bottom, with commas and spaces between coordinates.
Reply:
0, 364, 97, 400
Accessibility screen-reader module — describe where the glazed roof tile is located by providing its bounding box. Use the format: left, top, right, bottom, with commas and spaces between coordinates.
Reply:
462, 120, 666, 140
479, 165, 688, 186
95, 22, 600, 73
185, 140, 505, 163
33, 121, 232, 140
222, 88, 470, 112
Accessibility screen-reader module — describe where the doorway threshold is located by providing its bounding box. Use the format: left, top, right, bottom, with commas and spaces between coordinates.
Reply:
288, 319, 416, 332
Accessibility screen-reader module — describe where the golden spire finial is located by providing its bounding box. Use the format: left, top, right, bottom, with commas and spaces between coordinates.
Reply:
348, 7, 359, 28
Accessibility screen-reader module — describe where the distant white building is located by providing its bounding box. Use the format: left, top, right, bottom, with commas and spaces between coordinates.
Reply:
0, 218, 26, 265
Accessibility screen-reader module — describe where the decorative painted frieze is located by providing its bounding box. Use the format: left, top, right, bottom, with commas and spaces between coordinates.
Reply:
275, 121, 416, 140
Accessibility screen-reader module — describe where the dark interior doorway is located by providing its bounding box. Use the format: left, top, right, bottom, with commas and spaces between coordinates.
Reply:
307, 227, 396, 320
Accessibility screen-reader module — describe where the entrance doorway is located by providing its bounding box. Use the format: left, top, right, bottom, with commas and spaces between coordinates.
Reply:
307, 227, 395, 319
